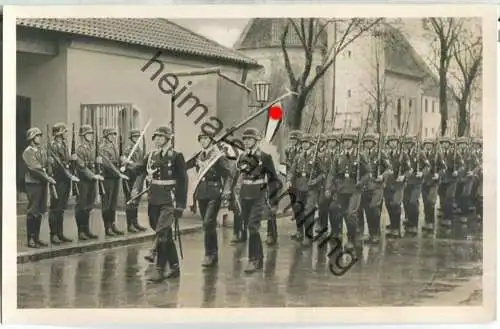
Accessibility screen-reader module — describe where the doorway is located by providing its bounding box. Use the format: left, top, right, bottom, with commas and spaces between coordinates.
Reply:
17, 95, 31, 194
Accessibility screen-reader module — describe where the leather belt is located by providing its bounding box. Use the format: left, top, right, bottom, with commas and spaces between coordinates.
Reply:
151, 179, 176, 186
243, 178, 266, 185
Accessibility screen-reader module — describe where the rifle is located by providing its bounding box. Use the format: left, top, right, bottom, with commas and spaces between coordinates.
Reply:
308, 105, 328, 183
375, 111, 386, 179
118, 133, 130, 195
94, 124, 106, 196
46, 124, 58, 200
355, 113, 370, 184
70, 123, 80, 197
395, 109, 412, 178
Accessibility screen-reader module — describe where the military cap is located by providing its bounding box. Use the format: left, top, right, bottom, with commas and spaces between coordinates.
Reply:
301, 133, 313, 142
403, 136, 417, 144
103, 127, 118, 138
385, 135, 399, 143
439, 136, 452, 143
26, 127, 43, 141
129, 129, 141, 138
423, 138, 434, 145
152, 126, 173, 138
456, 136, 468, 144
320, 133, 328, 142
241, 127, 261, 140
79, 124, 94, 136
472, 137, 483, 146
326, 133, 340, 141
289, 130, 302, 140
52, 122, 67, 137
342, 133, 357, 142
197, 131, 213, 141
363, 133, 378, 143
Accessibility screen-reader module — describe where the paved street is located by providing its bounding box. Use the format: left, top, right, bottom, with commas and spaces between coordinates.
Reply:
18, 218, 482, 308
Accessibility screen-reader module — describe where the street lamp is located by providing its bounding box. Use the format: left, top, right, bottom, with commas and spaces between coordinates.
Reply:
253, 81, 271, 106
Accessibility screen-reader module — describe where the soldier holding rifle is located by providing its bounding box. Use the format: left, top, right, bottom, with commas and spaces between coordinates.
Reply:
130, 126, 187, 282
284, 130, 303, 241
74, 125, 103, 240
22, 127, 58, 248
421, 138, 441, 234
437, 136, 459, 227
401, 136, 430, 236
121, 129, 148, 233
286, 133, 324, 248
47, 123, 80, 244
98, 127, 130, 236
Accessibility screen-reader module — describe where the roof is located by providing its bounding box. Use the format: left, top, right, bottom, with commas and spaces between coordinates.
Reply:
234, 18, 327, 50
16, 18, 260, 68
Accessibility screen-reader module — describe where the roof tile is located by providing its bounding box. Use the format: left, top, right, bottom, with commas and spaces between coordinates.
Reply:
16, 18, 259, 67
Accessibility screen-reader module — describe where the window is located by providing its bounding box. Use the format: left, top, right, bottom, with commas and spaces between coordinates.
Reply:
425, 127, 428, 137
80, 103, 140, 140
396, 98, 402, 129
347, 90, 351, 98
432, 101, 435, 113
393, 128, 397, 134
425, 99, 428, 113
431, 127, 435, 135
347, 50, 352, 58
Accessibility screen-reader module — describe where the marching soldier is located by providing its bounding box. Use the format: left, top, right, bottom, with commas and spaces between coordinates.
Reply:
48, 123, 80, 244
264, 177, 279, 246
122, 129, 147, 233
99, 127, 129, 236
74, 125, 103, 240
323, 133, 342, 239
437, 137, 459, 227
186, 131, 234, 268
383, 136, 407, 238
131, 126, 187, 282
421, 138, 440, 234
22, 127, 56, 248
229, 170, 246, 244
316, 134, 331, 236
287, 133, 324, 247
284, 130, 303, 240
402, 136, 430, 236
325, 133, 371, 248
471, 138, 483, 222
454, 137, 477, 218
358, 133, 391, 244
236, 127, 280, 273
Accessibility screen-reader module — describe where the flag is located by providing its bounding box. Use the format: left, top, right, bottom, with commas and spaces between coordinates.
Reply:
264, 102, 284, 143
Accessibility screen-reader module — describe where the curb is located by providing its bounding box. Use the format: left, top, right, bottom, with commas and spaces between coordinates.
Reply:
17, 224, 203, 264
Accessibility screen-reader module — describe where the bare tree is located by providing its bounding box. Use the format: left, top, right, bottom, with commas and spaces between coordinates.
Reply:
280, 18, 383, 130
423, 18, 464, 136
450, 30, 482, 137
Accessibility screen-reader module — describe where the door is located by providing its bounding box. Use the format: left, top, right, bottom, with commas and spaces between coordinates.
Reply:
17, 96, 31, 193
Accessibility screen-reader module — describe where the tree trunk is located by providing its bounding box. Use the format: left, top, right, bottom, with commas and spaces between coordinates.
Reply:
286, 94, 306, 130
457, 99, 468, 137
439, 67, 448, 136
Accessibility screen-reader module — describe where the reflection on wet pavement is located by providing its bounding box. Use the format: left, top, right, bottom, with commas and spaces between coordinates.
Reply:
18, 220, 482, 308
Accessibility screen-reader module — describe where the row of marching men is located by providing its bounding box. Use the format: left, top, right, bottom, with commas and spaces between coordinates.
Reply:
22, 123, 148, 249
283, 130, 483, 250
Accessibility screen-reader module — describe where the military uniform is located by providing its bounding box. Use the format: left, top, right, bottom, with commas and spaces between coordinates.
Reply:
132, 126, 187, 282
454, 137, 478, 217
122, 129, 147, 233
99, 127, 127, 236
358, 133, 391, 243
74, 125, 101, 240
437, 137, 460, 226
421, 138, 440, 232
48, 123, 75, 244
236, 127, 280, 273
471, 138, 483, 221
401, 137, 430, 235
287, 133, 324, 247
383, 136, 408, 238
22, 127, 55, 248
284, 130, 302, 239
186, 132, 234, 267
316, 134, 332, 235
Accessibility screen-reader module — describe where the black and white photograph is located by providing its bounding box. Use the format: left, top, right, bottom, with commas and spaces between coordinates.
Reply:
2, 4, 497, 325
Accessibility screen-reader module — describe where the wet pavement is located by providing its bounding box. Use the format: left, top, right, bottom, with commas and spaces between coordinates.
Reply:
18, 217, 482, 308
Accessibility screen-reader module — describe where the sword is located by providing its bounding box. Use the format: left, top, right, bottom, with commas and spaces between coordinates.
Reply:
120, 118, 152, 172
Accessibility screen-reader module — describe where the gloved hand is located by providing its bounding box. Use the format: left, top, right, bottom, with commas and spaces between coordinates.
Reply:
70, 175, 80, 183
416, 171, 423, 178
432, 173, 439, 180
396, 175, 405, 183
375, 175, 383, 183
47, 177, 56, 185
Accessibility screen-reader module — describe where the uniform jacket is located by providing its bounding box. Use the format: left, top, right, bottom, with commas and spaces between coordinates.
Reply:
287, 148, 324, 192
325, 148, 371, 195
423, 149, 440, 186
384, 148, 412, 187
75, 142, 99, 181
438, 150, 462, 184
364, 148, 392, 190
236, 149, 280, 203
284, 144, 299, 170
49, 140, 73, 181
99, 140, 121, 179
402, 150, 430, 185
133, 146, 188, 208
186, 146, 235, 200
22, 145, 53, 184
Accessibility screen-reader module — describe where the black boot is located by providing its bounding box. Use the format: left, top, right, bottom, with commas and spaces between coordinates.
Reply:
48, 211, 61, 244
133, 220, 147, 232
244, 259, 263, 274
165, 239, 181, 279
84, 211, 98, 239
26, 215, 38, 248
111, 223, 124, 235
35, 215, 48, 247
148, 267, 166, 283
57, 212, 72, 242
110, 211, 124, 235
126, 209, 138, 233
202, 255, 218, 268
